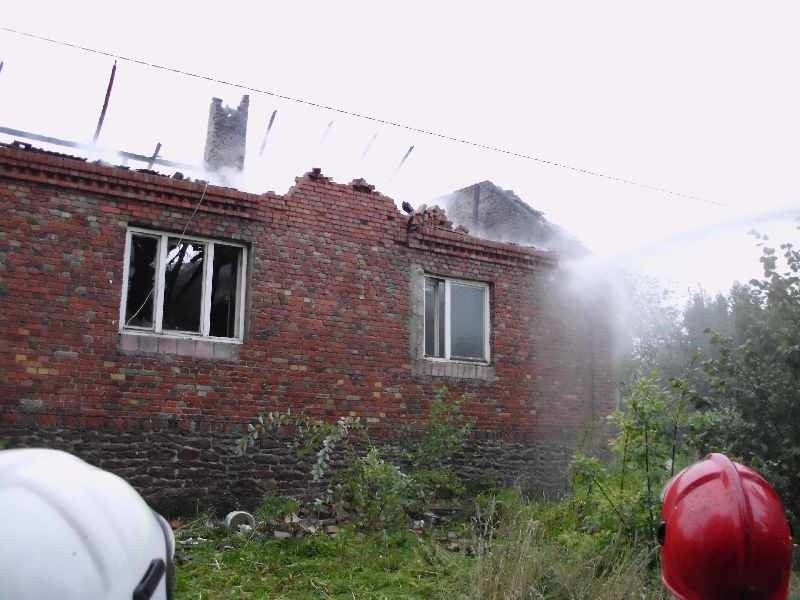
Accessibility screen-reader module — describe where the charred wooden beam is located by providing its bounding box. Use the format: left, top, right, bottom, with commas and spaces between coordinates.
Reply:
0, 126, 197, 170
361, 132, 377, 160
259, 109, 277, 157
146, 142, 162, 170
93, 61, 117, 143
319, 120, 333, 144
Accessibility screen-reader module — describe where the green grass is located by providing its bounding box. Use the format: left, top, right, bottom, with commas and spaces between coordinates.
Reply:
176, 525, 471, 599
175, 501, 800, 599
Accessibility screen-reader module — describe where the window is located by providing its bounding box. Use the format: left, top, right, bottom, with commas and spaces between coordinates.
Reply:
424, 276, 490, 362
120, 228, 247, 340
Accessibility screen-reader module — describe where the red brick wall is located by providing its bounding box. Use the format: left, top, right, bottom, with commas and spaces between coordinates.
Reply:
0, 145, 614, 501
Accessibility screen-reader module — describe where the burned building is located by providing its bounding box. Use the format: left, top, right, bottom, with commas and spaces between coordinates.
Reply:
438, 181, 588, 258
0, 129, 614, 513
203, 95, 249, 173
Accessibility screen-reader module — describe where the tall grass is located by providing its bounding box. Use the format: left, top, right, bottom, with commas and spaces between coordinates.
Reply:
469, 492, 668, 600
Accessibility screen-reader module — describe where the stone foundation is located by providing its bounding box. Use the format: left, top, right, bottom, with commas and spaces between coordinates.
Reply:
0, 419, 578, 515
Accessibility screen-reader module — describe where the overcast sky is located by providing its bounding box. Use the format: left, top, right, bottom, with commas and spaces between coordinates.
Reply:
2, 1, 798, 295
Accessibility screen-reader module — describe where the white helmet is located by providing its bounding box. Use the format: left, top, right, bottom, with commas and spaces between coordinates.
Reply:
0, 448, 175, 600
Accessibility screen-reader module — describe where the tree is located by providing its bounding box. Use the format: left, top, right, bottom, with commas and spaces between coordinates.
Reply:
616, 272, 684, 389
690, 230, 800, 523
617, 273, 733, 398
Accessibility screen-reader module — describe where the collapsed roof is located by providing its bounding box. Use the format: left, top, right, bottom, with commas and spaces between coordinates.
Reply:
436, 181, 588, 258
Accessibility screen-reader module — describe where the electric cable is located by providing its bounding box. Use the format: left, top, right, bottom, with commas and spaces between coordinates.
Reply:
124, 182, 209, 326
0, 25, 724, 207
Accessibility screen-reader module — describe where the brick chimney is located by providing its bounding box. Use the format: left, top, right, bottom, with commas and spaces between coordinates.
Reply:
203, 95, 249, 172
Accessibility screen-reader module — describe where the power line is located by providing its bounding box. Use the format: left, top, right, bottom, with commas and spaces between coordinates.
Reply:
125, 181, 209, 326
0, 25, 724, 207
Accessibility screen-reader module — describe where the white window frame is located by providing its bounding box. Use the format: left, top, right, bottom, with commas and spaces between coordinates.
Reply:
423, 275, 491, 364
119, 227, 247, 342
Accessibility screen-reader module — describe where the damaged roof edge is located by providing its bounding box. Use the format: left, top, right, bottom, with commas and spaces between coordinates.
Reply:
0, 141, 557, 265
0, 141, 272, 217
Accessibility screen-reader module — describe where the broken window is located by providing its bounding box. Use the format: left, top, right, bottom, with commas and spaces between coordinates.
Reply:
163, 238, 205, 333
121, 228, 247, 340
424, 276, 489, 362
125, 234, 158, 328
209, 244, 241, 338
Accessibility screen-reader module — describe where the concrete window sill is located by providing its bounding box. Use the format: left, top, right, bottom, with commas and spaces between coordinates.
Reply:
411, 358, 496, 381
119, 332, 240, 361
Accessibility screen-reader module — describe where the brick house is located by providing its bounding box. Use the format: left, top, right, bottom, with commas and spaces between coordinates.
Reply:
0, 136, 614, 512
438, 180, 589, 258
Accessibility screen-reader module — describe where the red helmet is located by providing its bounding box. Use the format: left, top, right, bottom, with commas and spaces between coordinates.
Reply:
659, 453, 793, 600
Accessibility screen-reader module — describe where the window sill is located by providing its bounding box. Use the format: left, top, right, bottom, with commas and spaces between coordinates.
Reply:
412, 358, 496, 382
423, 356, 489, 365
119, 331, 240, 360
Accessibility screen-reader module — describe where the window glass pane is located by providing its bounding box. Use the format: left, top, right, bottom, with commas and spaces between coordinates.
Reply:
125, 235, 158, 328
424, 277, 445, 357
210, 244, 241, 338
163, 238, 205, 333
450, 283, 486, 361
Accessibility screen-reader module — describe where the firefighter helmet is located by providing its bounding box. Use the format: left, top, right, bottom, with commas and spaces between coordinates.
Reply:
659, 453, 792, 600
0, 448, 175, 600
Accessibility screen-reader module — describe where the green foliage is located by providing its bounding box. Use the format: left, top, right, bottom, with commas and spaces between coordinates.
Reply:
618, 272, 685, 385
239, 386, 473, 531
410, 468, 465, 508
618, 274, 734, 396
570, 374, 693, 550
334, 388, 473, 528
406, 387, 474, 508
468, 374, 692, 596
411, 387, 474, 471
255, 495, 299, 524
617, 229, 800, 530
175, 522, 470, 599
469, 490, 668, 600
307, 416, 362, 483
686, 231, 800, 525
335, 449, 415, 530
238, 410, 364, 483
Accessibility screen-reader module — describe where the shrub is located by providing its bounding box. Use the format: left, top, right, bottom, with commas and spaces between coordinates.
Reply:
255, 496, 300, 525
410, 387, 473, 471
569, 374, 695, 552
406, 387, 474, 508
410, 468, 465, 511
469, 490, 667, 600
239, 386, 474, 529
337, 448, 414, 530
239, 411, 364, 482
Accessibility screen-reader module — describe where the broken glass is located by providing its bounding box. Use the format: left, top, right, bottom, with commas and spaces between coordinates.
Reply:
210, 244, 241, 338
162, 238, 204, 333
125, 235, 158, 328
